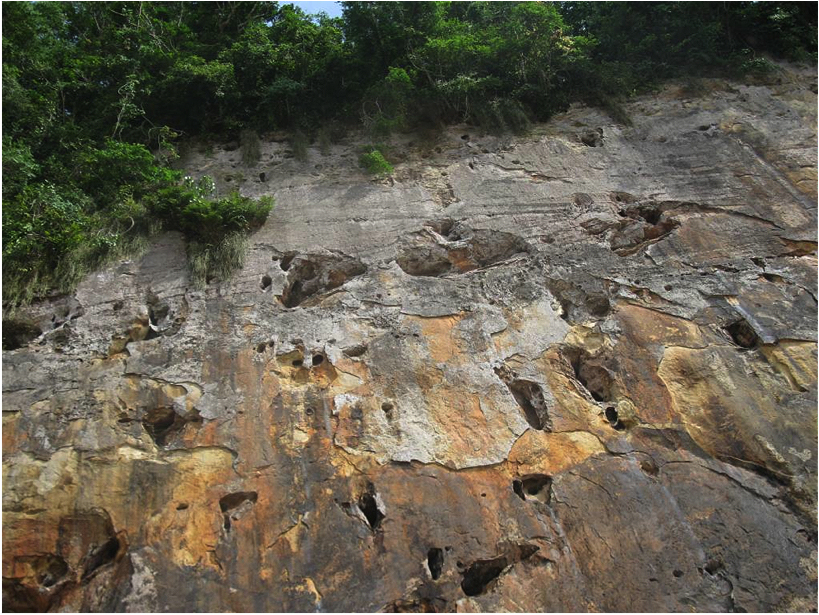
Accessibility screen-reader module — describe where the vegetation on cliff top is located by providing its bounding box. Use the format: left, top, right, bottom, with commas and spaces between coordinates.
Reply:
3, 1, 816, 307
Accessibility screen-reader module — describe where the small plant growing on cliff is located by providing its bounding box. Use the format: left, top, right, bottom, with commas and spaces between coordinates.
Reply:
359, 148, 393, 176
188, 232, 249, 287
143, 175, 273, 287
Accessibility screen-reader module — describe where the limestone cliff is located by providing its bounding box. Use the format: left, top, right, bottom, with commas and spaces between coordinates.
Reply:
3, 67, 817, 612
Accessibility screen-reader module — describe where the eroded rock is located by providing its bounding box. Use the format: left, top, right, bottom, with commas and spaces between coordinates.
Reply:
2, 66, 816, 612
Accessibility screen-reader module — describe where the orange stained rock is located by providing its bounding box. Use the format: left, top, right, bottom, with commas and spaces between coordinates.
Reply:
507, 430, 606, 476
616, 304, 706, 348
540, 347, 602, 430
428, 387, 491, 457
407, 313, 466, 364
760, 340, 818, 392
2, 414, 22, 454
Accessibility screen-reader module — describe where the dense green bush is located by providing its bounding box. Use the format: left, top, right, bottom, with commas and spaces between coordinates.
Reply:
142, 176, 273, 282
359, 149, 394, 176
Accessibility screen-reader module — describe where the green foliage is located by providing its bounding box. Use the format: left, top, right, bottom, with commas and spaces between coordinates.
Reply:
142, 176, 273, 246
181, 190, 273, 246
359, 148, 394, 175
3, 1, 815, 305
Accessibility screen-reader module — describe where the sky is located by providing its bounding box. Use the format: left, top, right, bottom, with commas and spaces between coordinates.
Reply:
281, 1, 344, 18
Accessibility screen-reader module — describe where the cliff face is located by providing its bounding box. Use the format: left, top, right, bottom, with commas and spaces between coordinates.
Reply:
3, 67, 817, 612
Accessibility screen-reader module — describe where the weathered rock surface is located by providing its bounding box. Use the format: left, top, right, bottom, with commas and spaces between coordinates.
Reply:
3, 67, 817, 612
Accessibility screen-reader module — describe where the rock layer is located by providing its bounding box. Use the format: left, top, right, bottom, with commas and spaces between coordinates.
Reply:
3, 67, 818, 612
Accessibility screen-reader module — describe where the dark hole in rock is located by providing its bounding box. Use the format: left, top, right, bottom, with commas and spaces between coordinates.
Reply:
586, 294, 611, 318
81, 536, 121, 581
427, 548, 444, 580
398, 226, 528, 277
113, 300, 124, 311
480, 493, 487, 497
142, 407, 181, 447
467, 229, 530, 269
468, 162, 475, 170
382, 402, 394, 414
292, 359, 303, 367
517, 475, 552, 504
673, 569, 684, 578
725, 319, 759, 349
357, 483, 385, 531
507, 379, 552, 431
640, 459, 659, 475
279, 252, 297, 271
256, 343, 267, 353
426, 219, 460, 240
580, 129, 603, 147
704, 559, 723, 575
698, 125, 710, 131
343, 344, 368, 358
39, 555, 69, 588
512, 480, 525, 500
610, 206, 679, 255
176, 503, 189, 510
638, 206, 662, 225
605, 406, 625, 430
3, 320, 42, 350
305, 407, 314, 416
4, 555, 70, 612
460, 556, 509, 596
280, 254, 367, 307
220, 491, 258, 513
642, 219, 678, 241
397, 249, 452, 277
143, 325, 161, 341
148, 301, 169, 325
312, 354, 324, 366
664, 284, 673, 291
220, 491, 258, 531
761, 273, 787, 285
568, 349, 614, 402
461, 135, 469, 141
259, 172, 266, 182
260, 275, 272, 291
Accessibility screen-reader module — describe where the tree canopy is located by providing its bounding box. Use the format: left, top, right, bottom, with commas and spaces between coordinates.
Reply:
3, 1, 815, 307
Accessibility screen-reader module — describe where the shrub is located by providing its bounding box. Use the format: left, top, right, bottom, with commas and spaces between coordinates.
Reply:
125, 175, 274, 288
180, 191, 273, 245
359, 148, 394, 175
